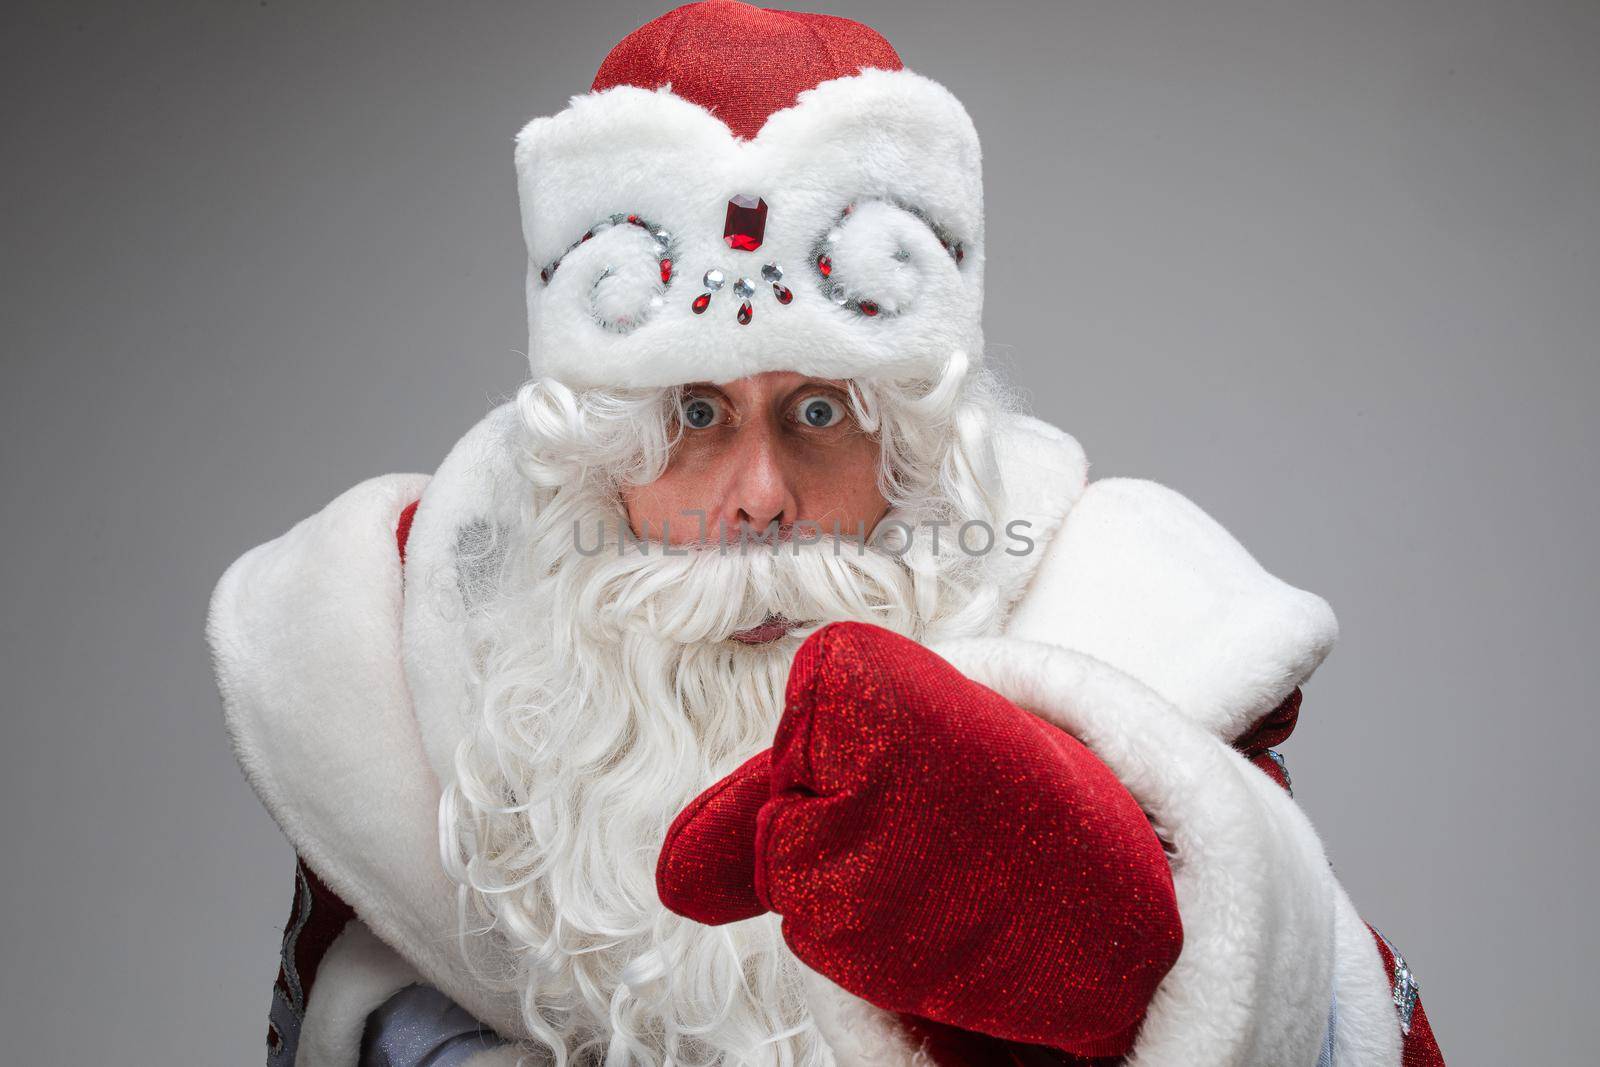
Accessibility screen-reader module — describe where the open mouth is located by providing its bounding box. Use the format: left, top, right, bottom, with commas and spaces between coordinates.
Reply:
729, 613, 804, 645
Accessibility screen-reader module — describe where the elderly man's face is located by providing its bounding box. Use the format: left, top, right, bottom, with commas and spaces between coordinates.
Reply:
622, 371, 889, 545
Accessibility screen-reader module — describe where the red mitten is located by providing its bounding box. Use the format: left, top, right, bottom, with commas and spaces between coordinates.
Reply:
657, 746, 772, 926
658, 623, 1183, 1058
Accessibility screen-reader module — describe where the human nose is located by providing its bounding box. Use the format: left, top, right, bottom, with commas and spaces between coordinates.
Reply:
718, 427, 798, 539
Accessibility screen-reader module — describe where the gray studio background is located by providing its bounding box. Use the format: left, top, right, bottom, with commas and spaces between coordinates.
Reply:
4, 1, 1595, 1063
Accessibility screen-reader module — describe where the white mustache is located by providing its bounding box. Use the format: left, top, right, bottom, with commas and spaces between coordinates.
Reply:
571, 531, 921, 646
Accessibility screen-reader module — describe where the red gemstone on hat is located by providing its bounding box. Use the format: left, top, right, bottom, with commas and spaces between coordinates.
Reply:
660, 258, 673, 283
817, 254, 832, 277
724, 194, 768, 252
859, 299, 880, 316
738, 300, 753, 324
773, 283, 792, 304
692, 293, 711, 314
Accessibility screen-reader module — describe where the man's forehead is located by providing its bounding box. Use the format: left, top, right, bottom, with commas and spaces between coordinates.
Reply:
688, 371, 855, 394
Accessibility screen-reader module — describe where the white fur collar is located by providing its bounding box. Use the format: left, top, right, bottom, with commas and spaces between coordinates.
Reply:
206, 470, 525, 1039
1005, 476, 1338, 741
208, 403, 1337, 1053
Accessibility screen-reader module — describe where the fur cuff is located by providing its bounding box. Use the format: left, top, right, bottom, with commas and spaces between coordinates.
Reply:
296, 922, 422, 1067
929, 637, 1340, 1066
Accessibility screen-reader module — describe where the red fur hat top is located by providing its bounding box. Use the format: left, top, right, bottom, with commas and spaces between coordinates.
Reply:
592, 1, 904, 140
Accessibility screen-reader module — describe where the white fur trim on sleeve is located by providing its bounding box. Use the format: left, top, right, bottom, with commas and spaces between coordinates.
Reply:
1003, 477, 1339, 740
930, 636, 1339, 1067
798, 963, 924, 1067
1327, 885, 1405, 1067
297, 920, 423, 1067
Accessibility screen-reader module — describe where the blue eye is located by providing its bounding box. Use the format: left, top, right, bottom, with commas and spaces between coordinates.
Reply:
796, 395, 845, 428
681, 395, 722, 429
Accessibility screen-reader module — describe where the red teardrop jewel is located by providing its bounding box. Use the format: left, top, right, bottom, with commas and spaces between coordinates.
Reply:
724, 194, 768, 252
818, 254, 832, 277
773, 283, 792, 304
692, 293, 711, 314
737, 301, 753, 324
955, 245, 965, 264
581, 230, 594, 242
859, 300, 880, 316
539, 266, 551, 284
660, 258, 673, 283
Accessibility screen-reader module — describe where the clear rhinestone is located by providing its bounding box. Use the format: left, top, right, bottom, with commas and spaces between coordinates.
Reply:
733, 277, 756, 298
703, 269, 725, 290
1265, 750, 1293, 796
761, 262, 783, 282
1394, 958, 1418, 1034
825, 229, 843, 244
892, 248, 911, 262
831, 285, 848, 306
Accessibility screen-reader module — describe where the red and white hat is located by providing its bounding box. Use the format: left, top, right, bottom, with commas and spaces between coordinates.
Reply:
514, 0, 986, 389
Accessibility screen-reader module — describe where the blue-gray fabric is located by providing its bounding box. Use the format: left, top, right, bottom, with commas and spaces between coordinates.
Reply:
359, 983, 510, 1067
1316, 990, 1340, 1067
355, 980, 1340, 1065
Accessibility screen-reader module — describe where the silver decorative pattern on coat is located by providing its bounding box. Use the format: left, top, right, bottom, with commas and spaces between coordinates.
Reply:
267, 866, 316, 1066
1376, 929, 1420, 1034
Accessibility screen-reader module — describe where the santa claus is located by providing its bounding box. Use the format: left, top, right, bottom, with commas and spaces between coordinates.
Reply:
206, 3, 1445, 1065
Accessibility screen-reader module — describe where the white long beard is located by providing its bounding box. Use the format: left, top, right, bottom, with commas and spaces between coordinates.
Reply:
448, 509, 941, 1066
